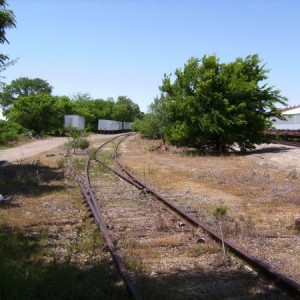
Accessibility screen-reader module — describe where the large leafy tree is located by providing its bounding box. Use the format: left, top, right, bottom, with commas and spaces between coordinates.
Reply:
133, 96, 166, 139
0, 0, 16, 86
72, 93, 115, 131
113, 96, 141, 122
0, 1, 15, 44
0, 0, 16, 64
7, 94, 66, 135
0, 77, 53, 114
132, 113, 161, 139
54, 96, 75, 135
158, 54, 287, 152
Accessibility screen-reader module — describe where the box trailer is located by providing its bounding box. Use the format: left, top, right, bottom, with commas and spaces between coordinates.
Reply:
98, 119, 120, 131
64, 115, 85, 130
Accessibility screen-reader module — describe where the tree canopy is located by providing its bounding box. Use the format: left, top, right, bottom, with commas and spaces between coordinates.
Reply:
132, 96, 165, 139
113, 96, 141, 122
0, 0, 16, 85
7, 94, 61, 135
0, 77, 53, 114
137, 54, 287, 152
0, 0, 16, 45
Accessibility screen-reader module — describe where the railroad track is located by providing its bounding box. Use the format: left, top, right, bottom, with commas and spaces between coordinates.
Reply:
68, 134, 300, 299
68, 134, 140, 299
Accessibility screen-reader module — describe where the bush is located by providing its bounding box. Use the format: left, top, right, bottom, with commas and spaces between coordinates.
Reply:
132, 114, 161, 139
212, 204, 228, 218
0, 120, 24, 144
75, 138, 90, 150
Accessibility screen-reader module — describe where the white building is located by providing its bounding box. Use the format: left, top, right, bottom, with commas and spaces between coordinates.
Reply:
272, 106, 300, 130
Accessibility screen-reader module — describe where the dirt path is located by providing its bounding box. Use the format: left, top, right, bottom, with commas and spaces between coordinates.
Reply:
0, 134, 121, 162
250, 143, 300, 171
0, 137, 69, 162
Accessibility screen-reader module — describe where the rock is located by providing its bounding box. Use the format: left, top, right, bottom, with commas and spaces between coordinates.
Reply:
178, 221, 185, 227
197, 237, 206, 244
295, 217, 300, 230
244, 265, 258, 277
107, 223, 114, 230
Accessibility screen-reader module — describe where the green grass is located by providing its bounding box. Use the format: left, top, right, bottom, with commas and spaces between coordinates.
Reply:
0, 145, 10, 150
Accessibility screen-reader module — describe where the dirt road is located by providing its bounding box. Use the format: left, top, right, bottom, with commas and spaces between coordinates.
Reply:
0, 137, 69, 162
0, 134, 119, 162
251, 143, 300, 171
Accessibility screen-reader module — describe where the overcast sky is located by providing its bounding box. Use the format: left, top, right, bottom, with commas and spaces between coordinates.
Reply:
2, 0, 300, 113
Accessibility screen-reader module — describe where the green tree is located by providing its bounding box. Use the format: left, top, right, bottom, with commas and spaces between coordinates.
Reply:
159, 55, 287, 152
133, 96, 166, 139
0, 0, 17, 88
0, 1, 15, 44
113, 96, 141, 122
7, 94, 61, 135
132, 113, 161, 139
72, 93, 105, 132
54, 96, 74, 135
0, 77, 53, 114
0, 0, 16, 64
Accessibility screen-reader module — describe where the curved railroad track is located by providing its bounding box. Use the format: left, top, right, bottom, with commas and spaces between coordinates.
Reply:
68, 134, 141, 299
68, 134, 300, 299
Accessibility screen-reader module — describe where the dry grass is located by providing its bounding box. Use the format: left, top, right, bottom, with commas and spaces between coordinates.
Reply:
1, 134, 298, 298
121, 135, 300, 284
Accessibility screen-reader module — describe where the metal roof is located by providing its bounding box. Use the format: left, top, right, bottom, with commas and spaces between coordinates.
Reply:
282, 105, 300, 115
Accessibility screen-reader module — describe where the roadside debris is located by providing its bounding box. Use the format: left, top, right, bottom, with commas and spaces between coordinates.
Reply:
0, 194, 13, 202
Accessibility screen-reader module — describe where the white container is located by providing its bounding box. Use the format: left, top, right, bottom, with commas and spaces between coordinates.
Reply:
123, 122, 130, 130
64, 115, 85, 130
272, 114, 300, 130
98, 119, 119, 131
117, 121, 123, 131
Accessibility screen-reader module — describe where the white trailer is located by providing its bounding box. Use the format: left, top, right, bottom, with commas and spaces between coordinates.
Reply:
64, 115, 85, 130
117, 121, 123, 131
98, 119, 120, 131
98, 119, 133, 132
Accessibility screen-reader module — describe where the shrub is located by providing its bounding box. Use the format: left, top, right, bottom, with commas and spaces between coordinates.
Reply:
212, 204, 228, 218
0, 120, 24, 144
75, 137, 90, 150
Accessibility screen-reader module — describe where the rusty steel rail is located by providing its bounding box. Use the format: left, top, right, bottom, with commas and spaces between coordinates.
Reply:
67, 137, 141, 300
109, 156, 300, 297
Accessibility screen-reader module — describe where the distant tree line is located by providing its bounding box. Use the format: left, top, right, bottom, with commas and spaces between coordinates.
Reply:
133, 54, 287, 153
0, 77, 142, 143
